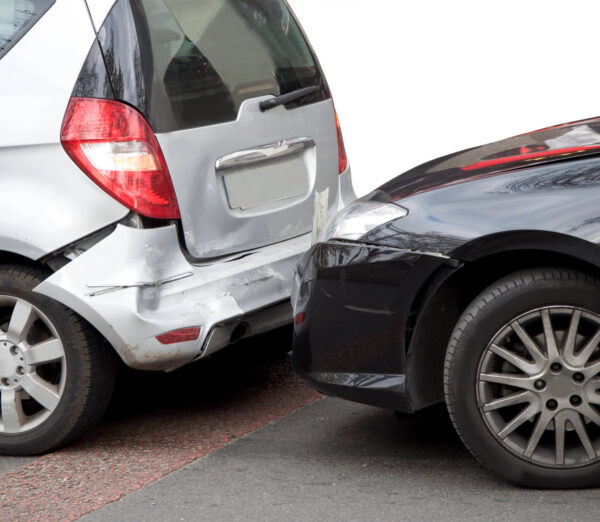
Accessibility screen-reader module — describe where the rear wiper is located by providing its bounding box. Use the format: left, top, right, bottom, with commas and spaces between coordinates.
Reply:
259, 86, 320, 112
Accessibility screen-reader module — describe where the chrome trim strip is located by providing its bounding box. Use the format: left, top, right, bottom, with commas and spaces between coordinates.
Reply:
215, 137, 315, 172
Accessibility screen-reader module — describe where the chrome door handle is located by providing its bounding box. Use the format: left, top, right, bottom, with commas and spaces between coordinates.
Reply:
215, 137, 315, 172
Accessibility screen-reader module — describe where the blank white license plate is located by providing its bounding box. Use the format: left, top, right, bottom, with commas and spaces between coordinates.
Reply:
223, 156, 309, 211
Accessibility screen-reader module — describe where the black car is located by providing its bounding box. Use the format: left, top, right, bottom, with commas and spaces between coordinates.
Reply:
292, 117, 600, 488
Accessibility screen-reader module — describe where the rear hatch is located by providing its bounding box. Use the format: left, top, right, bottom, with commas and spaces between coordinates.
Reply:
95, 0, 341, 259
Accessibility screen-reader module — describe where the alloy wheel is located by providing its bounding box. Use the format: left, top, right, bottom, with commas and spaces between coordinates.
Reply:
478, 306, 600, 467
0, 296, 66, 433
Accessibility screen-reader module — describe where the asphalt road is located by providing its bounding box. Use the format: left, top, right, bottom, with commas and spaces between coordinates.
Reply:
1, 327, 599, 520
83, 401, 600, 522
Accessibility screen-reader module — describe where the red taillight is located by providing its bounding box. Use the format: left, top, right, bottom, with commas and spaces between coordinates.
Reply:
335, 110, 348, 174
60, 97, 180, 219
156, 327, 202, 345
294, 312, 306, 326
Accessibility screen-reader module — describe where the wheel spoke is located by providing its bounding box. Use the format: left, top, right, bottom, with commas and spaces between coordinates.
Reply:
582, 360, 600, 380
24, 338, 63, 366
1, 389, 25, 433
7, 300, 35, 343
555, 411, 568, 465
569, 412, 597, 460
541, 309, 560, 362
498, 402, 540, 440
489, 344, 540, 375
587, 390, 600, 406
21, 374, 59, 411
563, 310, 581, 365
483, 390, 534, 412
511, 321, 546, 366
579, 403, 600, 427
574, 328, 600, 367
586, 379, 600, 405
524, 410, 554, 458
480, 372, 536, 391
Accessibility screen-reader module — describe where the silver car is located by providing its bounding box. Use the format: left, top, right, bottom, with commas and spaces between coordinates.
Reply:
0, 0, 355, 454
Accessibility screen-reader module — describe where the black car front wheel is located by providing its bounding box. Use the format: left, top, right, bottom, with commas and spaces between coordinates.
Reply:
445, 268, 600, 488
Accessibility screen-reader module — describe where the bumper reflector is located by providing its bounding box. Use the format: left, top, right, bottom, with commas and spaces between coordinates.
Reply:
156, 327, 202, 345
294, 313, 306, 326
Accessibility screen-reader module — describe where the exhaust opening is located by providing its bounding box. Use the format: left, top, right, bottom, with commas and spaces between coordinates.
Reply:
230, 322, 249, 344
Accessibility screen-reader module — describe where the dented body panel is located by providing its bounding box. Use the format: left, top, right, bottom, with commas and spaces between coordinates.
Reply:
33, 166, 354, 371
35, 224, 312, 371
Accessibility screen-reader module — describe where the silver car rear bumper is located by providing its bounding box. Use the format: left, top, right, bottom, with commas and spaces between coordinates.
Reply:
34, 168, 355, 371
34, 224, 311, 371
35, 225, 310, 370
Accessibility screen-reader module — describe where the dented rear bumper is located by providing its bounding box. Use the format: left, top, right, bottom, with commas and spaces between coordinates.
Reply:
34, 225, 310, 371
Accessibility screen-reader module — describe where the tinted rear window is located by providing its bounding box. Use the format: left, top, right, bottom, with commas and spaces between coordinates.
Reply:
97, 0, 328, 132
0, 0, 54, 60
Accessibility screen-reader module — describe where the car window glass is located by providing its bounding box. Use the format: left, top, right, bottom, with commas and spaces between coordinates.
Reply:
0, 0, 55, 60
139, 0, 327, 130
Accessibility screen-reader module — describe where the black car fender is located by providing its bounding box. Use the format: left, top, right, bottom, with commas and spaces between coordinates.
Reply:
367, 158, 600, 410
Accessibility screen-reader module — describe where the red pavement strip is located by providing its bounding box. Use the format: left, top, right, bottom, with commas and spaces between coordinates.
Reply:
0, 361, 321, 521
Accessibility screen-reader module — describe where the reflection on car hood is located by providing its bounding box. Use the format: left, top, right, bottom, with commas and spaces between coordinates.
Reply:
376, 117, 600, 202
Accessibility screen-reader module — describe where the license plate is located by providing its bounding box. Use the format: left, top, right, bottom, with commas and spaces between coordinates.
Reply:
223, 158, 309, 211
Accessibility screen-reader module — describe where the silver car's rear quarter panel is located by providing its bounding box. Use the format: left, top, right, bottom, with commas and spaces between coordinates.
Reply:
0, 0, 128, 260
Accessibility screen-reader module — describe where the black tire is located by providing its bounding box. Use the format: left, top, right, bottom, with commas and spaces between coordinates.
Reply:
0, 265, 116, 455
444, 268, 600, 488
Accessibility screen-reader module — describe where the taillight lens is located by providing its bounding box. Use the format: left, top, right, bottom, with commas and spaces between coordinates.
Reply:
60, 97, 180, 219
335, 110, 348, 174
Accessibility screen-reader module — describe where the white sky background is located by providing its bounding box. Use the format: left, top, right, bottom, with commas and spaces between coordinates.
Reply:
288, 0, 600, 196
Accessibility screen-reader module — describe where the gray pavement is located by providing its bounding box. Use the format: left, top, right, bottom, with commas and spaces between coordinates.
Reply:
83, 397, 600, 521
0, 456, 33, 474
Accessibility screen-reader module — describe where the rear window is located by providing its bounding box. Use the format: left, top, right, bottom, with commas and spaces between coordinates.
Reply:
132, 0, 328, 131
0, 0, 54, 60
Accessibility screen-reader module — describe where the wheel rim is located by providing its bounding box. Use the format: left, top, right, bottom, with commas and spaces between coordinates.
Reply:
477, 306, 600, 468
0, 296, 66, 434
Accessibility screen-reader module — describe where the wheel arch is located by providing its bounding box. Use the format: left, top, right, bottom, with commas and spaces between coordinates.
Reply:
0, 249, 43, 268
0, 249, 124, 367
405, 230, 600, 412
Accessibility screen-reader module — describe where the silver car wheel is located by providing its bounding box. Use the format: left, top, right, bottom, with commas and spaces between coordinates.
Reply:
478, 306, 600, 467
0, 296, 66, 434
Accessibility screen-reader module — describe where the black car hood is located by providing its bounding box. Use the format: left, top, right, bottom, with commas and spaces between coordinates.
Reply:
375, 117, 600, 202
